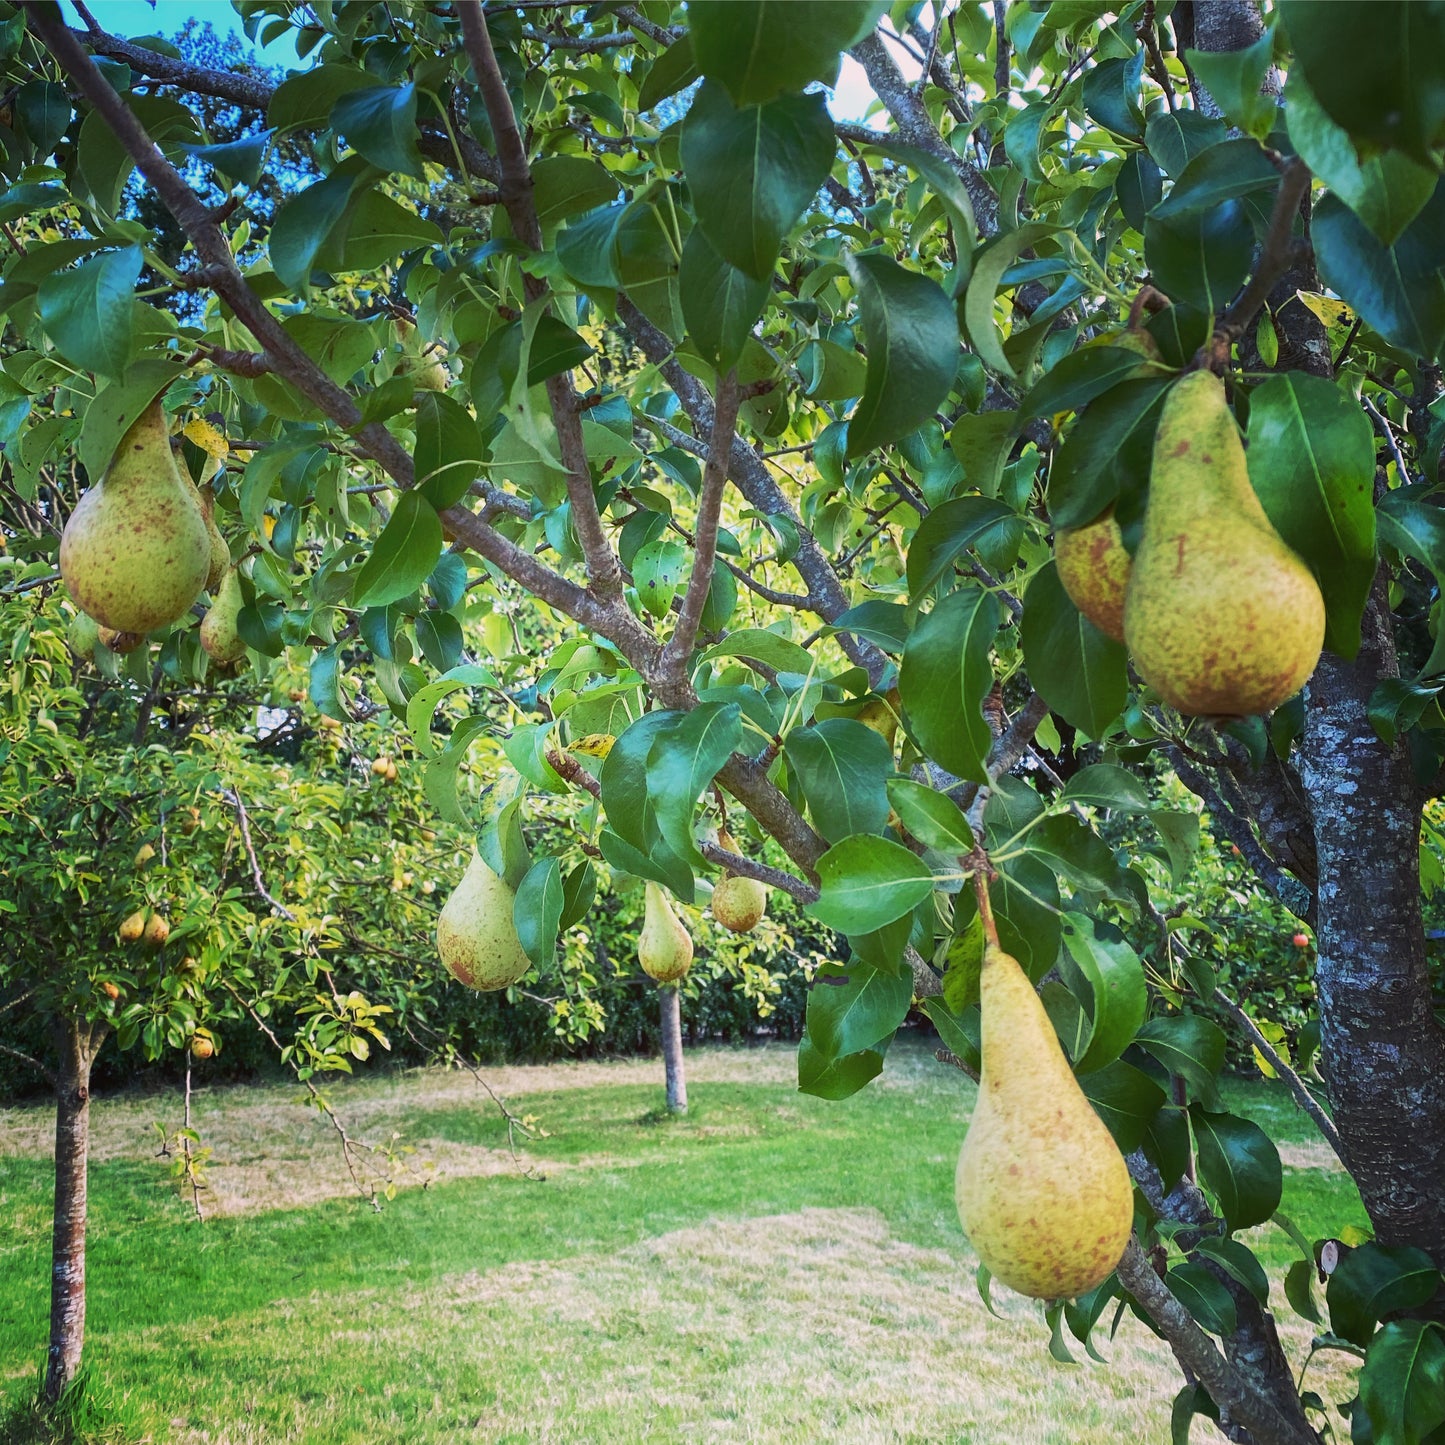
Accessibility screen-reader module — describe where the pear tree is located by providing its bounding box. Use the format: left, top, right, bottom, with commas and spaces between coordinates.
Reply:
4, 1, 1445, 1441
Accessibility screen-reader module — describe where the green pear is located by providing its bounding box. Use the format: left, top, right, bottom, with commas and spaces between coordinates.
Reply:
198, 479, 231, 593
60, 400, 211, 634
436, 853, 532, 991
638, 881, 693, 982
66, 611, 99, 662
394, 316, 450, 391
956, 943, 1133, 1300
98, 626, 146, 654
712, 873, 767, 933
1056, 506, 1130, 643
1124, 371, 1324, 716
200, 566, 247, 665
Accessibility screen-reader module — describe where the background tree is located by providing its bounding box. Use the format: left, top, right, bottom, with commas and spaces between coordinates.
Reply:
1, 1, 1444, 1441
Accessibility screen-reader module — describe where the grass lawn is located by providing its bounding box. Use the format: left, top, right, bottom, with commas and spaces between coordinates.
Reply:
0, 1040, 1367, 1444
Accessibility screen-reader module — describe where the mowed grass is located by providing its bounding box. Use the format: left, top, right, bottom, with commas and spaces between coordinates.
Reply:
0, 1041, 1367, 1444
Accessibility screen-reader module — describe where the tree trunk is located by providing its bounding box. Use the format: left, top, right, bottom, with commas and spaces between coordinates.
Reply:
45, 1019, 97, 1404
659, 984, 687, 1113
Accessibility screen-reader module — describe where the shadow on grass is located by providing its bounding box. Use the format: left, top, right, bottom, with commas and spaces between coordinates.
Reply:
0, 1370, 139, 1445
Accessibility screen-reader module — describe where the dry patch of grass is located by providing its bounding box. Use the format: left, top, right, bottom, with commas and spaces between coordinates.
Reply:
165, 1207, 1183, 1445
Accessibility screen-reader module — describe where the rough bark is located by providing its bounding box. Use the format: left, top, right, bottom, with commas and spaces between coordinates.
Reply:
45, 1019, 97, 1403
659, 985, 688, 1113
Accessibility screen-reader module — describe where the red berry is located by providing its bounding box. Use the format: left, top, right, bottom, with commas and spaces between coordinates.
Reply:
1292, 933, 1310, 948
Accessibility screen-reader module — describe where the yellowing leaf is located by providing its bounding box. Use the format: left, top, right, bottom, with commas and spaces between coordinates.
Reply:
570, 733, 616, 758
183, 416, 229, 459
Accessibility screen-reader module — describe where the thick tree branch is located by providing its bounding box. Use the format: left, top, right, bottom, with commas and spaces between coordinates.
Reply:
699, 842, 819, 905
659, 372, 741, 684
0, 1038, 57, 1088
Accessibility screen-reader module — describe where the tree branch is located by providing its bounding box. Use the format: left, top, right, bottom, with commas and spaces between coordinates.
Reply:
659, 371, 741, 684
221, 787, 296, 922
1212, 160, 1312, 349
456, 0, 624, 601
699, 842, 819, 904
0, 1039, 57, 1088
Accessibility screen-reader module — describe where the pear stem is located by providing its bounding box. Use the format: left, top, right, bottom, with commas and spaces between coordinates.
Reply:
970, 854, 1000, 949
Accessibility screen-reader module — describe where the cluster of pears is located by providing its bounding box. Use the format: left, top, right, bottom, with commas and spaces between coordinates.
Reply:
119, 906, 170, 947
60, 400, 244, 666
1056, 371, 1325, 717
435, 852, 533, 991
956, 940, 1134, 1300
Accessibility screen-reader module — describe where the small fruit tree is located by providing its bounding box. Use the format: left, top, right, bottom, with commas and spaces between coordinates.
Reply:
2, 1, 1445, 1439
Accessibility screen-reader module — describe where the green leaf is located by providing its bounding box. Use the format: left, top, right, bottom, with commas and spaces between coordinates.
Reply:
805, 957, 911, 1059
1082, 51, 1145, 140
1063, 763, 1151, 812
831, 600, 910, 654
1151, 810, 1201, 886
405, 664, 499, 755
858, 139, 978, 259
531, 155, 621, 234
37, 247, 142, 381
680, 80, 834, 280
1285, 70, 1437, 246
268, 62, 376, 131
1003, 100, 1056, 185
514, 856, 564, 967
886, 778, 974, 853
1165, 1263, 1237, 1337
1191, 1108, 1283, 1231
784, 718, 892, 844
797, 1035, 886, 1099
703, 628, 815, 675
1058, 914, 1147, 1073
601, 710, 680, 854
680, 226, 769, 372
1117, 152, 1163, 231
415, 391, 487, 510
16, 80, 71, 156
1327, 1243, 1442, 1348
1020, 562, 1128, 738
559, 861, 597, 931
689, 0, 887, 105
920, 995, 980, 1074
1282, 0, 1445, 165
907, 495, 1019, 597
963, 221, 1056, 377
331, 83, 423, 176
1048, 377, 1171, 529
351, 492, 444, 608
1135, 1015, 1227, 1105
1359, 1320, 1445, 1445
1079, 1060, 1166, 1152
646, 701, 743, 862
186, 129, 273, 187
899, 585, 1000, 784
269, 159, 372, 291
1183, 33, 1278, 140
638, 33, 701, 111
1144, 200, 1253, 316
1145, 111, 1228, 180
843, 251, 959, 456
1245, 373, 1377, 660
324, 189, 443, 273
632, 537, 686, 619
1023, 345, 1161, 420
1150, 138, 1281, 219
948, 411, 1017, 497
1314, 183, 1445, 363
556, 202, 627, 288
809, 834, 935, 934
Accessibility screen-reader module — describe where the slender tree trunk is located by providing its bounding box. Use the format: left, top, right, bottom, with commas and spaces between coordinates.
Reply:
45, 1019, 97, 1404
659, 985, 687, 1113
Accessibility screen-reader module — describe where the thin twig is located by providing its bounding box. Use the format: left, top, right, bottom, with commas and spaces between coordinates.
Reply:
221, 787, 297, 921
698, 842, 819, 904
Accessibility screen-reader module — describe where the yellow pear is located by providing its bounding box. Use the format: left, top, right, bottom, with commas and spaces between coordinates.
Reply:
98, 626, 146, 654
200, 566, 247, 665
198, 481, 231, 593
394, 316, 450, 391
1056, 506, 1130, 643
133, 843, 156, 869
854, 688, 901, 753
190, 1032, 214, 1060
1124, 372, 1324, 716
436, 853, 533, 991
143, 912, 170, 948
955, 943, 1133, 1300
712, 874, 767, 933
119, 909, 147, 942
60, 400, 211, 634
638, 881, 693, 982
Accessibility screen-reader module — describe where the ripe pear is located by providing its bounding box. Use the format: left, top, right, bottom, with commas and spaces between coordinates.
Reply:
712, 874, 767, 933
1124, 372, 1324, 716
190, 1032, 214, 1060
200, 566, 247, 665
855, 687, 901, 752
60, 400, 212, 634
143, 912, 170, 948
66, 611, 99, 662
394, 316, 450, 391
119, 909, 147, 942
133, 843, 156, 869
955, 943, 1133, 1300
436, 853, 533, 991
638, 881, 693, 982
198, 482, 231, 592
1056, 506, 1130, 643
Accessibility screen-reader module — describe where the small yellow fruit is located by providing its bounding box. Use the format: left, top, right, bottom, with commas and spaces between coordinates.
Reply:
119, 909, 147, 942
133, 843, 156, 869
99, 981, 121, 1001
384, 761, 399, 782
712, 874, 767, 933
190, 1033, 214, 1060
371, 756, 391, 776
179, 806, 202, 834
638, 882, 693, 982
142, 912, 170, 948
98, 627, 146, 654
1056, 507, 1130, 644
